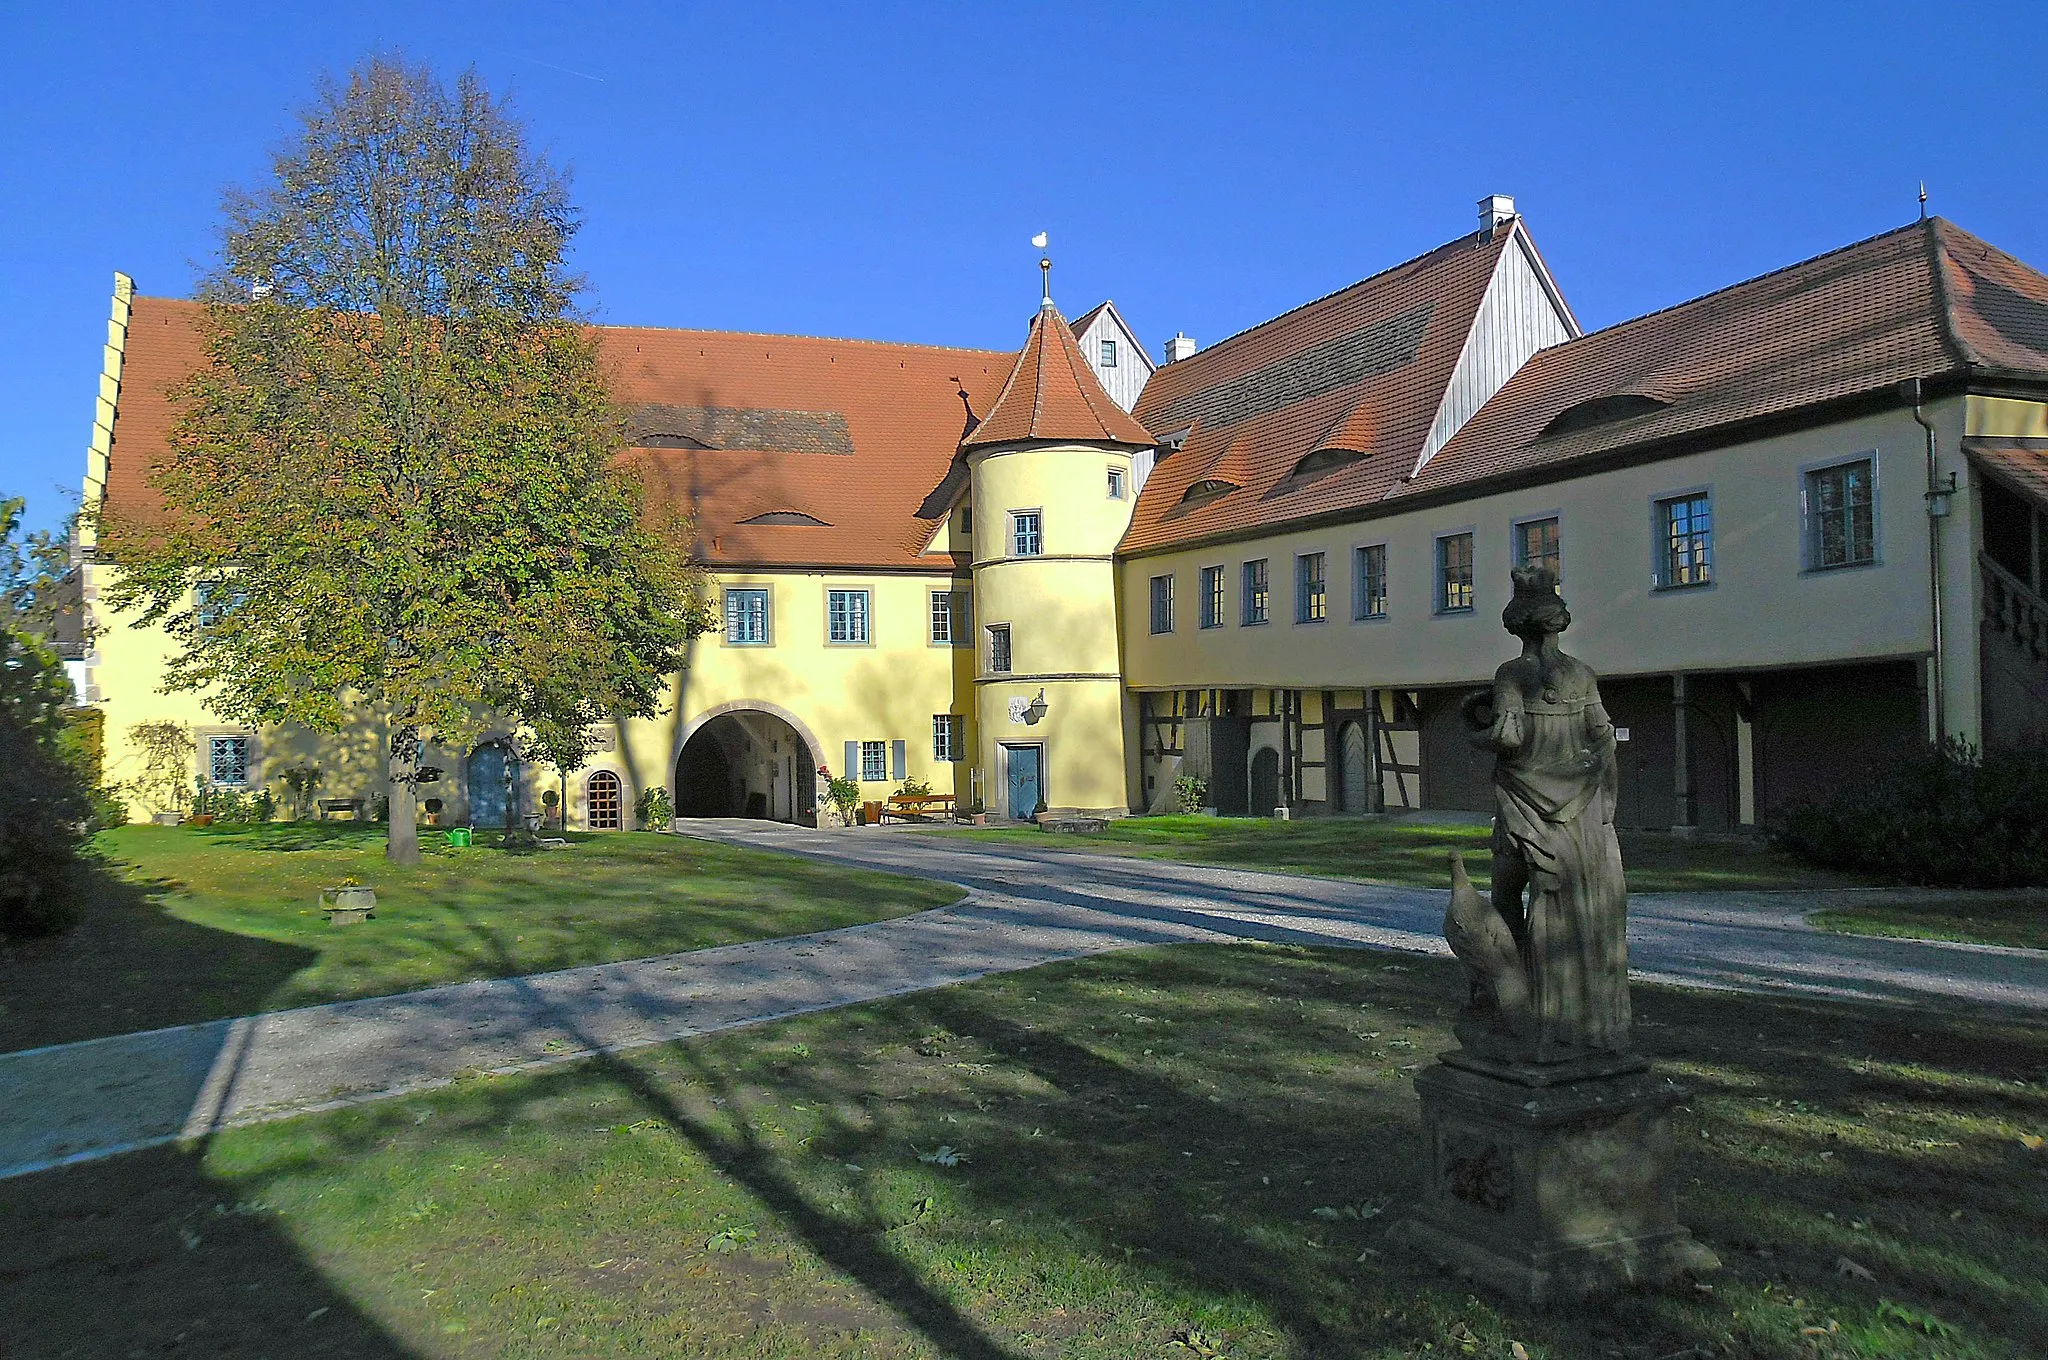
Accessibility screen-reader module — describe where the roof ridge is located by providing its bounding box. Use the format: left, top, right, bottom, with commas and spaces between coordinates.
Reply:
130, 293, 1017, 359
1158, 228, 1503, 374
1549, 219, 1930, 348
1924, 216, 1985, 370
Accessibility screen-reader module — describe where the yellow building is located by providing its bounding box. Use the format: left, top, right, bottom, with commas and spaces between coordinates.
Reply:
75, 275, 1150, 828
72, 198, 2048, 832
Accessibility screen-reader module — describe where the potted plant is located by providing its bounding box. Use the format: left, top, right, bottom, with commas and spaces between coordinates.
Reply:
320, 875, 377, 925
966, 795, 986, 827
541, 788, 560, 828
823, 768, 861, 829
423, 797, 443, 827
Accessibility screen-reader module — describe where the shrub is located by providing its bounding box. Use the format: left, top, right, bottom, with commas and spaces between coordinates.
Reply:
1773, 738, 2048, 887
0, 628, 93, 936
280, 765, 321, 820
1174, 773, 1209, 816
823, 767, 861, 825
896, 776, 933, 800
635, 784, 673, 830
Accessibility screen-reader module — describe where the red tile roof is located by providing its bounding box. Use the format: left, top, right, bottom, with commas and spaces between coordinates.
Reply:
1400, 219, 2048, 504
101, 299, 1014, 571
1121, 227, 1513, 554
961, 301, 1155, 450
1968, 439, 2048, 510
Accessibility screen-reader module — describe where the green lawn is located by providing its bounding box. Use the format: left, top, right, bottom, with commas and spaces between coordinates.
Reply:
0, 824, 960, 1053
8, 947, 2042, 1359
1810, 894, 2048, 951
917, 815, 1863, 893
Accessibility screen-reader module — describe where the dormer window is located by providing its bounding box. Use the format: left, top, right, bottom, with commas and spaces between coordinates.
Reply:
738, 511, 829, 526
1539, 393, 1669, 440
1180, 479, 1237, 504
1290, 447, 1364, 480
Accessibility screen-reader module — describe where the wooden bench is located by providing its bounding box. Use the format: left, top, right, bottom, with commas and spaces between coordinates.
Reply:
318, 798, 365, 821
882, 793, 956, 823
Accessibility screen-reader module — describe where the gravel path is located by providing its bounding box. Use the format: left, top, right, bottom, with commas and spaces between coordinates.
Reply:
5, 819, 2043, 1181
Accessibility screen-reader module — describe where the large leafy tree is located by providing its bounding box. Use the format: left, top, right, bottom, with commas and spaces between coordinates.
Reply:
102, 55, 711, 864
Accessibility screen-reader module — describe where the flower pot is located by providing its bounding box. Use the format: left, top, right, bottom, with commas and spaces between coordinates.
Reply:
969, 813, 987, 826
320, 885, 377, 925
189, 814, 215, 827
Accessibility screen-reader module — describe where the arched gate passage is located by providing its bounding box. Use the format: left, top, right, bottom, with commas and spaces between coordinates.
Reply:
673, 706, 817, 822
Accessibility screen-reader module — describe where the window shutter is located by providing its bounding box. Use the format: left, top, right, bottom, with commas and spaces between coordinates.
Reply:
891, 740, 907, 781
844, 741, 860, 782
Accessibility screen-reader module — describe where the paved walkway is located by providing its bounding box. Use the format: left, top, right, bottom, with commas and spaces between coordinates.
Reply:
5, 820, 2045, 1181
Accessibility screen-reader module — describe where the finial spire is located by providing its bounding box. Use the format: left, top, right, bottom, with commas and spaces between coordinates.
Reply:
1919, 181, 1928, 221
1032, 230, 1052, 308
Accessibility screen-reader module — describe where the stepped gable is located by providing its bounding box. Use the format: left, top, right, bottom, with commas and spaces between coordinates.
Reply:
960, 300, 1155, 451
96, 301, 1013, 570
1121, 226, 1512, 554
1408, 218, 2048, 501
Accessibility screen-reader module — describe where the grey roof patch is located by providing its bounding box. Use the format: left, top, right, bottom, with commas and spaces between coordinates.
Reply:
625, 404, 855, 455
1147, 303, 1433, 435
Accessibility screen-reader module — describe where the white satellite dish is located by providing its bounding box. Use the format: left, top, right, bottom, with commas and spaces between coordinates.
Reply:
1031, 231, 1048, 250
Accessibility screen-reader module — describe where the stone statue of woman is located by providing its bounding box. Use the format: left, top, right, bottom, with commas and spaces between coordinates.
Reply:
1445, 565, 1631, 1062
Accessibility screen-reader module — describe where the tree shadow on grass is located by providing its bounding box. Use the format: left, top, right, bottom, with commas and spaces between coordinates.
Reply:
0, 860, 317, 1053
0, 1140, 423, 1359
489, 936, 2048, 1356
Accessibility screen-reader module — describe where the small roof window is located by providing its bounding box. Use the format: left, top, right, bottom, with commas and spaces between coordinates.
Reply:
1289, 447, 1364, 480
1539, 393, 1669, 440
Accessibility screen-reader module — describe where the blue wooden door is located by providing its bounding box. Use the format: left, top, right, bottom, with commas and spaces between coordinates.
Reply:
1005, 745, 1042, 820
467, 743, 516, 828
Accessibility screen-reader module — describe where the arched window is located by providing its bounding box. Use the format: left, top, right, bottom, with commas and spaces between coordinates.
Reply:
586, 770, 623, 831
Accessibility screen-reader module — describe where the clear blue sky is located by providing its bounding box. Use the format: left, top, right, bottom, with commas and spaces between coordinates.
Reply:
7, 1, 2046, 532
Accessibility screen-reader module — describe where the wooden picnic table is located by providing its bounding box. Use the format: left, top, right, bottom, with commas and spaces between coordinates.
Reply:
882, 793, 956, 823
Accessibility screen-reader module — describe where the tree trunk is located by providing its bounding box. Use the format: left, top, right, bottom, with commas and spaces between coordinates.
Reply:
386, 718, 422, 865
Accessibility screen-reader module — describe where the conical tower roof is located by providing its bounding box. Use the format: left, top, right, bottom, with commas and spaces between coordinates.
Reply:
962, 300, 1156, 451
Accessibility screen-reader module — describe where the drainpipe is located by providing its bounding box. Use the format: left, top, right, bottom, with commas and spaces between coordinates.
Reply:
1904, 378, 1954, 744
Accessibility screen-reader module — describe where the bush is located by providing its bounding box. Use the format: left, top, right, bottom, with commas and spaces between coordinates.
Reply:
1773, 738, 2048, 887
1174, 773, 1209, 816
0, 628, 93, 937
824, 770, 861, 826
635, 784, 673, 830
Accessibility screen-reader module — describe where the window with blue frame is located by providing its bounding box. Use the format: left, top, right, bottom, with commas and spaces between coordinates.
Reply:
1296, 552, 1326, 623
828, 589, 870, 643
724, 588, 769, 644
1354, 544, 1387, 619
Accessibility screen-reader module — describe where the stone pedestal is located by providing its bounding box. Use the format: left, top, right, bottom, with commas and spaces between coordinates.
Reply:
1391, 1049, 1718, 1304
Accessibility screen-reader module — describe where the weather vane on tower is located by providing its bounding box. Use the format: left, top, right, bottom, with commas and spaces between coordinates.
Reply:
1033, 231, 1052, 307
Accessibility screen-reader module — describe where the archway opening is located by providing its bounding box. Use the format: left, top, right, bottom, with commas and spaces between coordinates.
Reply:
674, 710, 816, 822
586, 769, 623, 831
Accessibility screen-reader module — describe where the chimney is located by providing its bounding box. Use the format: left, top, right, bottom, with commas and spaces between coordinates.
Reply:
1164, 332, 1198, 364
1478, 194, 1516, 238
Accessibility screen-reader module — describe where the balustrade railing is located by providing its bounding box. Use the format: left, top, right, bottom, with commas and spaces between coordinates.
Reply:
1981, 553, 2048, 670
